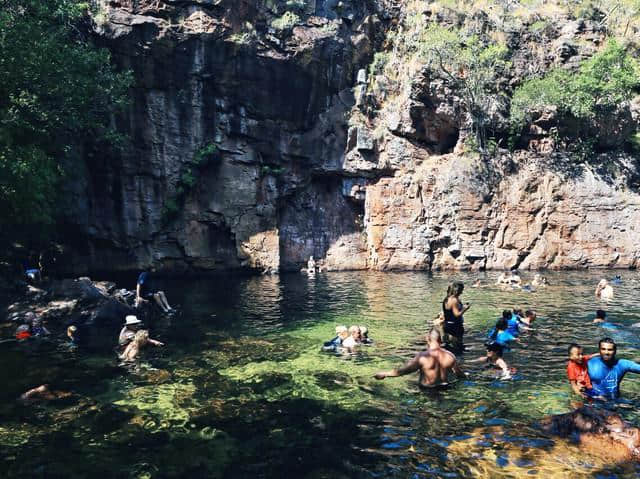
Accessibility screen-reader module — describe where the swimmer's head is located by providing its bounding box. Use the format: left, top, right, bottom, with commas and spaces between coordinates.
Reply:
496, 318, 508, 331
67, 325, 77, 338
359, 326, 368, 338
348, 325, 361, 338
502, 310, 511, 321
597, 279, 608, 288
596, 309, 606, 320
525, 310, 536, 322
598, 337, 616, 361
447, 282, 464, 297
568, 343, 584, 363
486, 342, 503, 358
335, 325, 347, 334
134, 329, 149, 345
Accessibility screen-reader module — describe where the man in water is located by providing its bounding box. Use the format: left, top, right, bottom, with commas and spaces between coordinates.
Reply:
374, 329, 465, 388
587, 338, 640, 399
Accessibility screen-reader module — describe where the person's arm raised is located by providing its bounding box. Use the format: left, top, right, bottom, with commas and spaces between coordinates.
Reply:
374, 354, 421, 380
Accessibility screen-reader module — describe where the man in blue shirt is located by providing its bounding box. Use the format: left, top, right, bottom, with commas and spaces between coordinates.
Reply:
136, 269, 174, 314
587, 338, 640, 399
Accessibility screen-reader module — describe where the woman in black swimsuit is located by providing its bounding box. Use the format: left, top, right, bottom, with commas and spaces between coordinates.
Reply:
442, 281, 470, 353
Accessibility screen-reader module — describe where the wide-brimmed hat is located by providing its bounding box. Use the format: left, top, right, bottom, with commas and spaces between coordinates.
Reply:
125, 315, 142, 325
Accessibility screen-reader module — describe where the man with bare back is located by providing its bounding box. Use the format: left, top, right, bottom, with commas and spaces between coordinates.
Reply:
373, 329, 466, 388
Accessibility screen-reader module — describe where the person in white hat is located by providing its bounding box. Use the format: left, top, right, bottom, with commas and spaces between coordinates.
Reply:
118, 315, 164, 351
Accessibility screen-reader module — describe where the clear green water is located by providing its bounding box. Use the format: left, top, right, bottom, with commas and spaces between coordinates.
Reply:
2, 271, 640, 478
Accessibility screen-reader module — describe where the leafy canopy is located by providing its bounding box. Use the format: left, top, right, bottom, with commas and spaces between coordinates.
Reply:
0, 0, 131, 227
510, 39, 640, 127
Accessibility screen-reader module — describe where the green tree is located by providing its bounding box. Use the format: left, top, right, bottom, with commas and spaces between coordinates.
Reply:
0, 0, 131, 228
510, 39, 640, 142
419, 25, 510, 153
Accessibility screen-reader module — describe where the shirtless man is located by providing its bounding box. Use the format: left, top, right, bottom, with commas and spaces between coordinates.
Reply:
374, 329, 465, 387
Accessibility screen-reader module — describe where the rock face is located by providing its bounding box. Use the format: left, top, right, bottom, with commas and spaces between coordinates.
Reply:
62, 0, 640, 273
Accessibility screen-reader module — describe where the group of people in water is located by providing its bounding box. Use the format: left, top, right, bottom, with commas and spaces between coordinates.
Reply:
318, 273, 640, 401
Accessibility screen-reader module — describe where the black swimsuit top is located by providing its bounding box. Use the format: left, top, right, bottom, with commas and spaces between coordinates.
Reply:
442, 298, 464, 337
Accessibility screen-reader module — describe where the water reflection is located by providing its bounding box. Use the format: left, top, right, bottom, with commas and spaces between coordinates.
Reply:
1, 270, 640, 477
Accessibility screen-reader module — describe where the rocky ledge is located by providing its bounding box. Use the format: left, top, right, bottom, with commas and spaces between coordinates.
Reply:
58, 1, 640, 274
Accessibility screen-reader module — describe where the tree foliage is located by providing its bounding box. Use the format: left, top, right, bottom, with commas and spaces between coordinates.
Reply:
510, 39, 640, 137
0, 0, 131, 227
419, 25, 510, 152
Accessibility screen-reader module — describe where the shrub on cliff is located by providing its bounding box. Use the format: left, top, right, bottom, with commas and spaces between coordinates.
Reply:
510, 39, 640, 149
0, 0, 131, 230
418, 25, 510, 153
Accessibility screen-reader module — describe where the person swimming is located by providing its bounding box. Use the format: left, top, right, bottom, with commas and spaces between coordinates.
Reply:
595, 279, 613, 300
468, 342, 513, 379
487, 317, 519, 349
322, 325, 349, 351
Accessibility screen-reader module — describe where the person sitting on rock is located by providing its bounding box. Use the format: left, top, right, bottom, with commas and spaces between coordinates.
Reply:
136, 269, 174, 313
67, 325, 79, 345
306, 256, 317, 275
15, 323, 32, 340
595, 279, 613, 300
120, 329, 164, 362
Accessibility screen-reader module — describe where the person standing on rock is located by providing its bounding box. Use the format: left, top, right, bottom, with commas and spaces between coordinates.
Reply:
136, 268, 174, 313
442, 281, 470, 353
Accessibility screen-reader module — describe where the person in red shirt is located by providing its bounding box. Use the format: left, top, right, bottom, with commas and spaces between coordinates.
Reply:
567, 343, 596, 397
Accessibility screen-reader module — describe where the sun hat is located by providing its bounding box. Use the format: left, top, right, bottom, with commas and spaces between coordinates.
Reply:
125, 315, 142, 325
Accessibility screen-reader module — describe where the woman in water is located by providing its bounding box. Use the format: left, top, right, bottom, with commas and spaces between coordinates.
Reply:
442, 282, 470, 353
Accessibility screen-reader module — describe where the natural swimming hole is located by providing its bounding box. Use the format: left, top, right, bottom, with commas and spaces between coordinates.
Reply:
2, 270, 640, 478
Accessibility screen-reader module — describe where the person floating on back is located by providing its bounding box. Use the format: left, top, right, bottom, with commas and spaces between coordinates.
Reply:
566, 343, 596, 398
374, 329, 465, 388
587, 338, 640, 399
136, 269, 174, 314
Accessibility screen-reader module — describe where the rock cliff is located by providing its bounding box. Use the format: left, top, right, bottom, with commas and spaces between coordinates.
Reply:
65, 0, 640, 273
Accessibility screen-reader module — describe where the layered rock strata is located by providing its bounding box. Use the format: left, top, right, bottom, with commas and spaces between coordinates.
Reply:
63, 1, 640, 273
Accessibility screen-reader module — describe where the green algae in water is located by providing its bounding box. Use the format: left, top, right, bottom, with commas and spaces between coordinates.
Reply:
3, 271, 640, 477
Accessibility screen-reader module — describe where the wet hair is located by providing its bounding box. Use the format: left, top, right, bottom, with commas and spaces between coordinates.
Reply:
134, 329, 149, 345
428, 328, 441, 343
568, 343, 582, 356
595, 309, 606, 320
599, 337, 616, 351
486, 342, 504, 357
496, 318, 508, 331
445, 282, 464, 300
502, 310, 512, 320
525, 310, 535, 318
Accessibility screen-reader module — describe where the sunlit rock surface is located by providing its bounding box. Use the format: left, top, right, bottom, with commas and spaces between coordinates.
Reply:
64, 0, 640, 273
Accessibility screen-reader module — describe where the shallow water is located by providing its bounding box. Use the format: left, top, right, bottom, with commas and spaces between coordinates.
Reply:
2, 271, 640, 478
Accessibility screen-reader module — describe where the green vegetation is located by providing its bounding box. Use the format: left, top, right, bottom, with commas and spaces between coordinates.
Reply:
162, 142, 218, 223
511, 40, 640, 143
271, 11, 300, 31
418, 25, 510, 152
0, 0, 132, 228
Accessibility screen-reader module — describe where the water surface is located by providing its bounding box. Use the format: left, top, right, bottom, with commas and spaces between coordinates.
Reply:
2, 271, 640, 478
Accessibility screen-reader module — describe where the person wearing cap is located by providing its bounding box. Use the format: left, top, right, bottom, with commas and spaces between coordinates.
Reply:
118, 315, 164, 350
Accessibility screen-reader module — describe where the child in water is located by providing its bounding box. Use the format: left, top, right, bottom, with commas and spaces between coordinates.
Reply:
566, 343, 595, 398
468, 343, 514, 379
